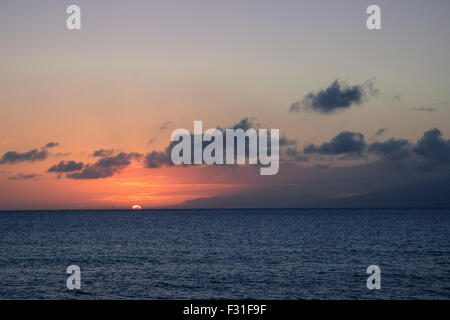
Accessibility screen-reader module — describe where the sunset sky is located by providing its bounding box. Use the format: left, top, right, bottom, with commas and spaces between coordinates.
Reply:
1, 0, 450, 209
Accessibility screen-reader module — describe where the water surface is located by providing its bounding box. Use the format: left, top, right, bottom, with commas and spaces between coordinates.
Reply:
0, 208, 448, 299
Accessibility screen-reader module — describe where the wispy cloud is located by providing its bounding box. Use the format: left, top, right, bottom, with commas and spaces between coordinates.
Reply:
92, 149, 114, 157
8, 173, 40, 181
55, 152, 72, 157
412, 107, 437, 112
147, 138, 157, 146
45, 142, 59, 148
159, 121, 173, 130
375, 127, 388, 137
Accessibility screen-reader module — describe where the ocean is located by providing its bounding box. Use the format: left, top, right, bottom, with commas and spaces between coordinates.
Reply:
0, 208, 448, 299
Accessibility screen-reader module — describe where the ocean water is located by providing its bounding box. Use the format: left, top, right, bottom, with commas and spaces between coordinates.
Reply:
0, 208, 448, 299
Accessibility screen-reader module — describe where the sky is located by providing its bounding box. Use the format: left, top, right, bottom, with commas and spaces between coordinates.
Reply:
1, 0, 450, 209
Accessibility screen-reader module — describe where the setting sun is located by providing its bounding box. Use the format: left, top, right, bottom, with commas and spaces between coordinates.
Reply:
131, 205, 142, 210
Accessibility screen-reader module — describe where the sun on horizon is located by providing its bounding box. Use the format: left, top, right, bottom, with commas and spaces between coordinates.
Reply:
131, 205, 142, 210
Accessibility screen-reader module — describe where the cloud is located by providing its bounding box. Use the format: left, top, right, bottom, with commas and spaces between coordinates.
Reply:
368, 138, 411, 157
55, 152, 72, 157
0, 149, 48, 165
145, 117, 287, 169
312, 164, 329, 169
67, 152, 142, 179
303, 131, 366, 155
8, 173, 40, 181
375, 127, 387, 137
0, 142, 60, 165
412, 107, 437, 112
145, 118, 256, 169
300, 128, 450, 171
160, 121, 173, 130
215, 117, 260, 132
367, 129, 450, 172
290, 79, 377, 114
45, 142, 59, 148
147, 138, 157, 146
144, 150, 171, 168
92, 149, 114, 157
279, 136, 297, 147
285, 147, 308, 162
368, 139, 412, 165
413, 128, 450, 164
230, 117, 258, 130
47, 160, 84, 173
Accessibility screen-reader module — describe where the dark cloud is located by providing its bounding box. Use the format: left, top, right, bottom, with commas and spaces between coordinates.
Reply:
279, 136, 297, 147
145, 136, 200, 168
336, 153, 369, 161
230, 117, 258, 130
285, 147, 308, 162
215, 117, 259, 133
413, 128, 450, 164
67, 152, 142, 179
175, 129, 450, 209
368, 138, 411, 157
412, 107, 437, 112
144, 150, 171, 168
145, 117, 287, 169
303, 131, 366, 155
312, 164, 329, 170
160, 121, 173, 130
47, 160, 84, 173
92, 149, 114, 157
45, 142, 59, 148
368, 129, 450, 172
8, 173, 40, 181
145, 118, 255, 169
290, 79, 377, 114
0, 142, 60, 165
0, 148, 48, 165
300, 128, 449, 171
375, 127, 387, 137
